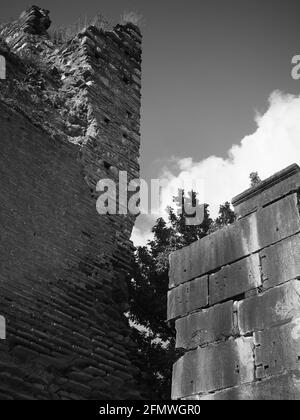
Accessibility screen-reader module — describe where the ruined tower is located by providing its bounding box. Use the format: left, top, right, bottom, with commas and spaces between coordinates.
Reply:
0, 6, 142, 399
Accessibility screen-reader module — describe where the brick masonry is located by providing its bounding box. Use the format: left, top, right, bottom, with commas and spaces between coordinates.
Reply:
168, 164, 300, 400
0, 7, 142, 399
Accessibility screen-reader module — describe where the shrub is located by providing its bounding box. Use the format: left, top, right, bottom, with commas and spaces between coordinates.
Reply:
49, 13, 111, 45
120, 11, 143, 28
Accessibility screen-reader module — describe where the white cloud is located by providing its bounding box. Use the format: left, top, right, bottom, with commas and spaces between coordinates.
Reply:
131, 90, 300, 246
159, 91, 300, 218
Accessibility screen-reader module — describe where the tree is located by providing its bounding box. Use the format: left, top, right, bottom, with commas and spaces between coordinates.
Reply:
208, 201, 236, 234
127, 191, 236, 399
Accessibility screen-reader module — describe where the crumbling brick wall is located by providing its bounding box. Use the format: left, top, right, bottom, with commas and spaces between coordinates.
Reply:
168, 164, 300, 400
0, 7, 142, 400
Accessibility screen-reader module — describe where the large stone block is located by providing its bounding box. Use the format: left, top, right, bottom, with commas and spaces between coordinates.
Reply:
175, 301, 235, 350
238, 280, 300, 334
209, 254, 261, 305
254, 318, 300, 379
169, 193, 300, 288
183, 371, 300, 400
172, 337, 254, 399
232, 164, 300, 218
167, 276, 208, 321
260, 234, 300, 290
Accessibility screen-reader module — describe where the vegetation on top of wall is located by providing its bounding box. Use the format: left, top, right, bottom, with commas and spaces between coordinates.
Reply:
49, 13, 111, 45
250, 172, 262, 187
120, 11, 143, 28
49, 10, 142, 45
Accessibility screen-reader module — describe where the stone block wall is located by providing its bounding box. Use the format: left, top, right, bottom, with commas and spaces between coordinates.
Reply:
0, 7, 142, 400
168, 164, 300, 400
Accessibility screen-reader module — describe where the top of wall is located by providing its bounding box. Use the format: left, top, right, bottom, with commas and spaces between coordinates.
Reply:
169, 163, 300, 289
0, 5, 142, 158
232, 164, 300, 218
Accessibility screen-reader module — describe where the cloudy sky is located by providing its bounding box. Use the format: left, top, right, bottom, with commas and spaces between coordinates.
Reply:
2, 0, 300, 245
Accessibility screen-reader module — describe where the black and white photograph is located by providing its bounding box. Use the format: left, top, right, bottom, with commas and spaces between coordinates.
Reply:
0, 0, 300, 405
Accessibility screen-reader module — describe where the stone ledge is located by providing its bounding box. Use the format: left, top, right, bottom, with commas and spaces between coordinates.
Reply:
232, 164, 300, 218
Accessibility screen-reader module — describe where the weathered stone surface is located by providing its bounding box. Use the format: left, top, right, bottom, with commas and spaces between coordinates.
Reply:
183, 371, 300, 400
169, 193, 300, 288
175, 301, 235, 350
238, 280, 300, 334
172, 337, 254, 399
254, 318, 300, 379
170, 164, 300, 401
209, 254, 261, 305
167, 276, 208, 321
260, 234, 300, 290
232, 164, 300, 218
19, 6, 51, 35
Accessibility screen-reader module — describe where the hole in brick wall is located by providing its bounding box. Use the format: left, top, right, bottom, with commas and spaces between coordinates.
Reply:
264, 365, 269, 370
123, 133, 128, 140
103, 161, 111, 170
126, 110, 132, 119
95, 51, 101, 60
123, 76, 130, 84
82, 231, 92, 239
104, 117, 111, 124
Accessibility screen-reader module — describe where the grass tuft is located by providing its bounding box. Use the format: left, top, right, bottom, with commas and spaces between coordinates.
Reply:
120, 11, 143, 28
49, 13, 111, 45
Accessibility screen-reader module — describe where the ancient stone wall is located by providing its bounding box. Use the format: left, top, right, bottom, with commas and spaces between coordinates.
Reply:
168, 164, 300, 400
0, 7, 142, 399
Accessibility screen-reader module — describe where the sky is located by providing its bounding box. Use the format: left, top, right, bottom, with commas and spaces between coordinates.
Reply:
1, 0, 300, 245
